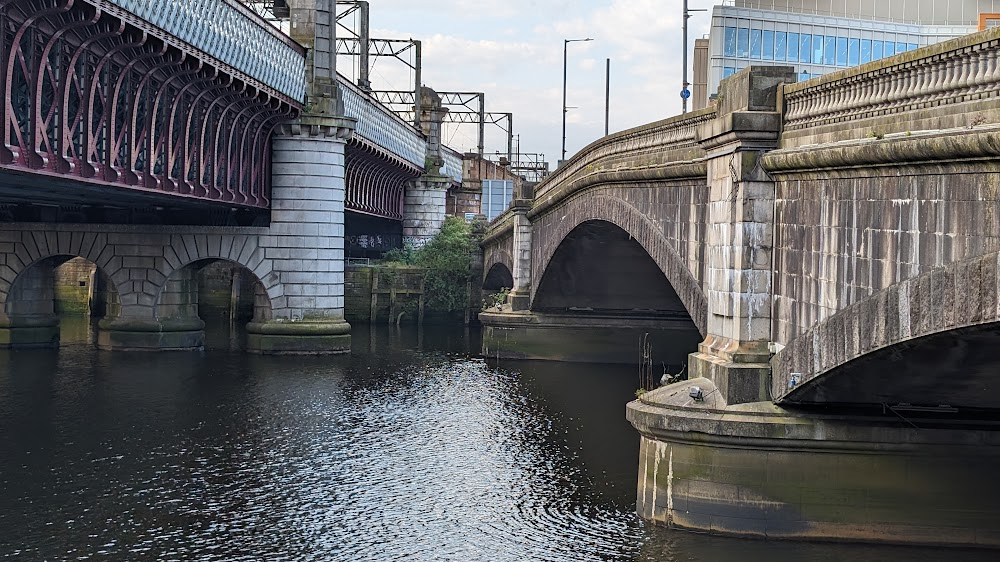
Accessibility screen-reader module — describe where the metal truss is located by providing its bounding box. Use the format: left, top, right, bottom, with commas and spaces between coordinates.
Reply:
485, 152, 549, 183
237, 1, 287, 21
1, 0, 298, 209
370, 90, 516, 161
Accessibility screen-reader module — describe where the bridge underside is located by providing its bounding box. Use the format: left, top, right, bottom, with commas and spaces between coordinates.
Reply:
534, 220, 692, 319
345, 139, 420, 221
784, 323, 1000, 414
0, 168, 268, 225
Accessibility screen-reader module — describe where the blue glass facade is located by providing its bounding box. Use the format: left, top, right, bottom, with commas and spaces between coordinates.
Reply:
724, 24, 923, 69
705, 5, 972, 109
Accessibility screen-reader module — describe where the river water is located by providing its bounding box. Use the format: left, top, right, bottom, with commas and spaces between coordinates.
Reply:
0, 315, 993, 561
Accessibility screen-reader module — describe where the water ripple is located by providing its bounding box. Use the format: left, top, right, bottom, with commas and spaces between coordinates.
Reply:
1, 325, 993, 561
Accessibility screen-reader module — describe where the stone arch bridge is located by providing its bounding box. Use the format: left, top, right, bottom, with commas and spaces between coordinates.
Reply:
481, 29, 1000, 546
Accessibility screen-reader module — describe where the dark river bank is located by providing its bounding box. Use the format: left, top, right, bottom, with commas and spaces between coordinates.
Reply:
0, 314, 993, 561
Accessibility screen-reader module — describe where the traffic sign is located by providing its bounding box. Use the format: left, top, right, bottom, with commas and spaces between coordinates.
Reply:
680, 89, 691, 100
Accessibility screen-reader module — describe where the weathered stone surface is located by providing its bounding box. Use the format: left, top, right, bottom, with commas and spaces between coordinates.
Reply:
629, 381, 1000, 548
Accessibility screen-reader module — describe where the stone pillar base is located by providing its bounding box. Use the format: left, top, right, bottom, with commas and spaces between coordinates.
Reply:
0, 316, 60, 349
96, 318, 205, 351
688, 351, 771, 405
245, 320, 351, 355
506, 290, 530, 311
480, 310, 701, 364
628, 379, 1000, 548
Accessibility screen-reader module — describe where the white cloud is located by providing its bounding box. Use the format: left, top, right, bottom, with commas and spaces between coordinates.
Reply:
342, 0, 717, 163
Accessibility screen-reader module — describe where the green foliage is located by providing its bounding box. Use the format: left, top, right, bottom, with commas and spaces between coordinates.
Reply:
482, 287, 510, 311
379, 216, 477, 314
381, 244, 416, 265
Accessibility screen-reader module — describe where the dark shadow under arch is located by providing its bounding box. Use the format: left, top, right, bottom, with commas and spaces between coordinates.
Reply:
774, 251, 1000, 411
530, 193, 707, 335
533, 220, 693, 320
483, 262, 513, 292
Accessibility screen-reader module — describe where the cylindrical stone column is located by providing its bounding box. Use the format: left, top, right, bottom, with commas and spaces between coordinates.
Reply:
245, 115, 355, 354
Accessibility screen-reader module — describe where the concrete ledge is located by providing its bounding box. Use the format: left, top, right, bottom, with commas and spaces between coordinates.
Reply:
245, 319, 351, 355
629, 379, 1000, 548
480, 310, 700, 365
0, 325, 60, 349
0, 315, 61, 349
96, 317, 205, 351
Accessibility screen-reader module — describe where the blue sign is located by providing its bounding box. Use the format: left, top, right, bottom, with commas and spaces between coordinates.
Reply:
680, 89, 691, 100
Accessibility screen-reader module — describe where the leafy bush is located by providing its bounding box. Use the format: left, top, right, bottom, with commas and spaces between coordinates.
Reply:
380, 216, 477, 314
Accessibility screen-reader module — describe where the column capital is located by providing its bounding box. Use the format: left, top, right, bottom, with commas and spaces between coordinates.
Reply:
276, 114, 356, 140
696, 66, 796, 153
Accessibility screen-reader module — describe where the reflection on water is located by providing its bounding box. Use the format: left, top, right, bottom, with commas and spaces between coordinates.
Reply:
0, 317, 994, 561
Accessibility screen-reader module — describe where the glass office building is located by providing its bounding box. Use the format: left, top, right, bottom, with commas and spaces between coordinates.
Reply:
703, 1, 989, 104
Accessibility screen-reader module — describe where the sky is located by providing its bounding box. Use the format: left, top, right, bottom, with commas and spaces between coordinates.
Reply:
334, 0, 718, 169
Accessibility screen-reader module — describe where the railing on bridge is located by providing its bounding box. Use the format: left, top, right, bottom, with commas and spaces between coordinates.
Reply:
0, 0, 303, 211
442, 147, 463, 184
781, 27, 1000, 147
340, 77, 426, 170
106, 0, 305, 102
526, 109, 715, 219
339, 77, 426, 220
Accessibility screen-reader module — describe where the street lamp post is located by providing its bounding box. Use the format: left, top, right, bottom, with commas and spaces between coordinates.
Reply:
682, 0, 706, 114
562, 37, 593, 163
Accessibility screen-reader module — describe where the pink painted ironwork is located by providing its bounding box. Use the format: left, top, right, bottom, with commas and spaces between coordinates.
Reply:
1, 0, 299, 209
345, 138, 421, 221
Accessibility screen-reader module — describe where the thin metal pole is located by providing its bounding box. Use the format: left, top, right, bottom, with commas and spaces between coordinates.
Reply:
506, 113, 513, 165
561, 39, 568, 162
358, 1, 370, 91
561, 38, 592, 162
605, 58, 610, 136
682, 0, 688, 114
478, 93, 485, 158
413, 39, 422, 129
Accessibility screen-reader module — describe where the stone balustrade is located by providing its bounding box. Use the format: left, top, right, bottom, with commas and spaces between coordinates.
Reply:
782, 27, 1000, 146
530, 109, 715, 216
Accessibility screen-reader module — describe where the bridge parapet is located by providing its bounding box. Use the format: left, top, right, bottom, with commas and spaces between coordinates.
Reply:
442, 148, 463, 185
781, 26, 1000, 148
339, 77, 426, 171
530, 108, 716, 218
103, 0, 305, 102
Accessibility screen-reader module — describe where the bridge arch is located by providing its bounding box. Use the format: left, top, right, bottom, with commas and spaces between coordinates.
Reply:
155, 233, 280, 318
531, 193, 707, 335
154, 257, 273, 330
773, 251, 1000, 409
482, 262, 513, 292
0, 231, 125, 322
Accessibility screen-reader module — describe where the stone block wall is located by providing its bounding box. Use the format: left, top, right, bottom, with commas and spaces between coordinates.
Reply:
446, 186, 482, 218
344, 265, 429, 323
54, 257, 96, 314
345, 265, 373, 323
771, 169, 1000, 347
